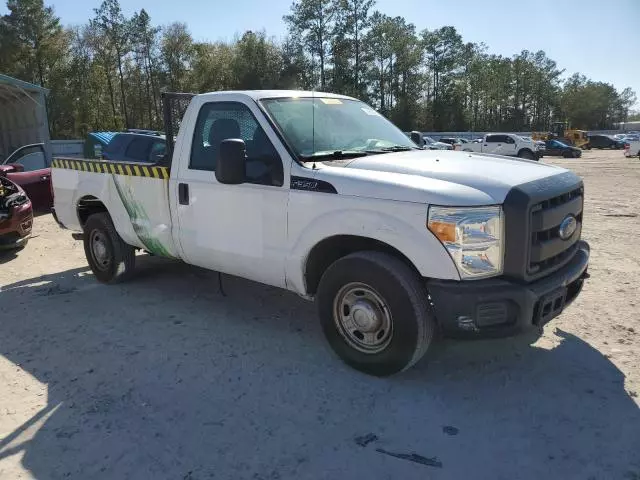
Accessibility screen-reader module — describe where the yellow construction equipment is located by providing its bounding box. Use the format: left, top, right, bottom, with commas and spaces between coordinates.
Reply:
532, 122, 589, 149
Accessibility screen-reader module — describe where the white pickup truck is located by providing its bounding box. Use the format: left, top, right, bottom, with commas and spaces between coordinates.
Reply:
51, 90, 589, 376
462, 133, 541, 160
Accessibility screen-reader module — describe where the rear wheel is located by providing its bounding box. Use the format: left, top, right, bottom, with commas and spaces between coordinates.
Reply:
316, 251, 435, 376
83, 212, 135, 283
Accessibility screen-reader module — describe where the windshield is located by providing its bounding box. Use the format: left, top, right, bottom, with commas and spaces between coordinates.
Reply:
260, 97, 416, 158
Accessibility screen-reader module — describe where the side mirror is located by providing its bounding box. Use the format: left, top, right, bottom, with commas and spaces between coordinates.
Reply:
410, 131, 425, 148
0, 163, 24, 175
215, 139, 246, 185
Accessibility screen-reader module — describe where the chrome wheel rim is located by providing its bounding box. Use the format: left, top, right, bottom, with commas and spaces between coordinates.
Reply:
333, 282, 393, 354
90, 230, 111, 271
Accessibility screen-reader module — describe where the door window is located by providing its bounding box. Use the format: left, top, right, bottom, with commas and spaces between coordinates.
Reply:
10, 146, 47, 171
190, 102, 283, 186
486, 135, 510, 143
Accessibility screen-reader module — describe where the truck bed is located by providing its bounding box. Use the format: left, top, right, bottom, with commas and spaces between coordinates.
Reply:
52, 156, 178, 258
52, 157, 169, 179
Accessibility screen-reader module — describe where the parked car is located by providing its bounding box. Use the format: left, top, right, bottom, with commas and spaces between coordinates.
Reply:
462, 133, 540, 160
586, 134, 625, 150
0, 143, 52, 210
0, 175, 33, 249
102, 131, 166, 163
544, 140, 582, 158
51, 90, 590, 376
423, 136, 453, 150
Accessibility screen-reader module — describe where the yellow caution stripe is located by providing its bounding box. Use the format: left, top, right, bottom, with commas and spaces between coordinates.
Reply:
52, 158, 169, 179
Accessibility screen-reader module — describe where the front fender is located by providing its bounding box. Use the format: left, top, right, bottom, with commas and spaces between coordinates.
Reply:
285, 194, 460, 295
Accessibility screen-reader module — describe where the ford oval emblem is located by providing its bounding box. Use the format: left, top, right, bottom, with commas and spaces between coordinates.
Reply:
558, 215, 577, 240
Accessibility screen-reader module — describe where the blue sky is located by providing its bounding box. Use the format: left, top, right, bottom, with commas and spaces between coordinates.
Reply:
3, 0, 639, 106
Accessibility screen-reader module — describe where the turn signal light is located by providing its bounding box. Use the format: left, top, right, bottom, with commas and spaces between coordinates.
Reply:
428, 221, 456, 243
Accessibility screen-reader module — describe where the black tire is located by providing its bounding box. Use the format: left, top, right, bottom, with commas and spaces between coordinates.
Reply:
563, 150, 573, 158
83, 212, 135, 284
517, 149, 535, 160
316, 251, 435, 376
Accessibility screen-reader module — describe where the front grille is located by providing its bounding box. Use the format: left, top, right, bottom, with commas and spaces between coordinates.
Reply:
528, 187, 583, 276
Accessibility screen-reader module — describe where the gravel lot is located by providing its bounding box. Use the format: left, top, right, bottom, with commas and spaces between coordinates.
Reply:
1, 150, 639, 480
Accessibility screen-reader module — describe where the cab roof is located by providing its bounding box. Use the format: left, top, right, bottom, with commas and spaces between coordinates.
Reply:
198, 90, 357, 101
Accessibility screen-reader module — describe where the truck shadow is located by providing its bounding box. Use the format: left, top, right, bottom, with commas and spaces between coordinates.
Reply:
0, 248, 19, 264
1, 257, 639, 479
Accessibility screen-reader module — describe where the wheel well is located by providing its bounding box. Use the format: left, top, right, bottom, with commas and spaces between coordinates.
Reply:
77, 195, 108, 228
517, 148, 533, 155
304, 235, 419, 295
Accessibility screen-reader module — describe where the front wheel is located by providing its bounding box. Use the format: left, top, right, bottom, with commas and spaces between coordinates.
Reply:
518, 149, 535, 160
316, 251, 435, 376
83, 212, 135, 283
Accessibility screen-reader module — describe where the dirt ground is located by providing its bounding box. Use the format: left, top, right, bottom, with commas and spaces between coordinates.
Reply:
1, 149, 639, 480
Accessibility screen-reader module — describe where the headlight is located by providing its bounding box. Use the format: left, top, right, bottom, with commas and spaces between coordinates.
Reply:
427, 206, 504, 280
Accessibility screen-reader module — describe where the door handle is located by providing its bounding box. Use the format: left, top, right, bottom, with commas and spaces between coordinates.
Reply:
178, 183, 189, 205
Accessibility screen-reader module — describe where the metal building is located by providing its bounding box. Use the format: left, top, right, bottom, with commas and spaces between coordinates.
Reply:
0, 73, 51, 163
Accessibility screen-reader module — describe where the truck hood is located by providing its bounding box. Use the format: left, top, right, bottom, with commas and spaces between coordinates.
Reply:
316, 149, 567, 205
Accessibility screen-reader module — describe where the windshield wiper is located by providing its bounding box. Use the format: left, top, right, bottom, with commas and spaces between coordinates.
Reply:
299, 150, 369, 161
366, 145, 416, 153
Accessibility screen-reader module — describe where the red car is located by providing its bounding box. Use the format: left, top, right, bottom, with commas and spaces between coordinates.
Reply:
0, 143, 52, 210
0, 175, 33, 249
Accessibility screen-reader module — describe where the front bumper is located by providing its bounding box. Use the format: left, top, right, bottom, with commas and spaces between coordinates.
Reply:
0, 203, 33, 250
427, 241, 590, 337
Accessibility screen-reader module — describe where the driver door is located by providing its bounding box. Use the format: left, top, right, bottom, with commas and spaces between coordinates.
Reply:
173, 98, 289, 288
4, 144, 51, 209
548, 141, 561, 156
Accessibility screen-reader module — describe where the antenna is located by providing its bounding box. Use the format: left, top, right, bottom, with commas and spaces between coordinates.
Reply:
312, 88, 316, 169
311, 54, 316, 169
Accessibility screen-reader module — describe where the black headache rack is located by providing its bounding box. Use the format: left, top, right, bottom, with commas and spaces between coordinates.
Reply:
161, 92, 196, 168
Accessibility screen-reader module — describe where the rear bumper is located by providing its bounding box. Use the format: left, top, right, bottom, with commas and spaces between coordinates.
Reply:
427, 241, 590, 337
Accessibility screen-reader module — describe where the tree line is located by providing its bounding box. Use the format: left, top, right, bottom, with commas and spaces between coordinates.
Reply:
0, 0, 637, 139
